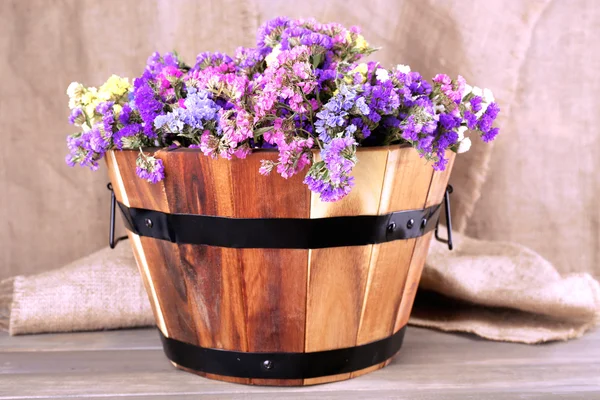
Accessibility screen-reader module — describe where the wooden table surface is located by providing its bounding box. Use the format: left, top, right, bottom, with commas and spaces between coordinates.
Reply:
1, 326, 599, 399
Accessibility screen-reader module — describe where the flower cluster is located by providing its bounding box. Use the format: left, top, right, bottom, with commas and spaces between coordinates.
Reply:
66, 17, 500, 201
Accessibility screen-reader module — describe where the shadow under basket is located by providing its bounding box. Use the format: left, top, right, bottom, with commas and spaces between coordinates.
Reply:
106, 145, 455, 386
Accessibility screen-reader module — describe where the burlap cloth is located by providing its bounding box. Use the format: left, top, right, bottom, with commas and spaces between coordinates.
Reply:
2, 232, 598, 343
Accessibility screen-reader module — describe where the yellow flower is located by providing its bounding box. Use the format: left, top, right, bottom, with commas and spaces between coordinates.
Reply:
345, 63, 369, 83
81, 87, 99, 107
265, 44, 282, 67
99, 75, 131, 102
344, 31, 352, 45
113, 104, 123, 117
354, 34, 368, 51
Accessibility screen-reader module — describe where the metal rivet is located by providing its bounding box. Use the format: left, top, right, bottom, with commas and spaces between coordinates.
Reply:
421, 218, 427, 229
387, 222, 396, 232
407, 219, 414, 229
263, 360, 273, 370
145, 218, 153, 228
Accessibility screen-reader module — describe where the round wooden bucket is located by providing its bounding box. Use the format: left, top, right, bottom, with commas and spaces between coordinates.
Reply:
106, 146, 455, 386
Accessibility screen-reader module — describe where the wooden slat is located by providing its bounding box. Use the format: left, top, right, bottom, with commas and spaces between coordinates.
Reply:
304, 148, 389, 385
351, 147, 435, 378
106, 151, 170, 337
394, 152, 456, 331
228, 152, 310, 386
157, 150, 249, 385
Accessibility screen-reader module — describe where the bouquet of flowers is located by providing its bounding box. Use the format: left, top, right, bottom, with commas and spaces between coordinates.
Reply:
66, 17, 500, 202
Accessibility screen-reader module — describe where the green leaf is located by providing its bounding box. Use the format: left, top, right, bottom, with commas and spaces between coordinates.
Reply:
311, 53, 323, 69
253, 126, 273, 141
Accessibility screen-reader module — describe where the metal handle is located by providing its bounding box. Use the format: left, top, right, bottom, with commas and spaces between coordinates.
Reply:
435, 185, 453, 250
107, 183, 128, 249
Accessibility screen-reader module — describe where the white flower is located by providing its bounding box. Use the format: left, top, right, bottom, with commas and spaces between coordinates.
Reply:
483, 88, 495, 103
457, 126, 468, 141
265, 44, 282, 67
471, 86, 483, 97
375, 68, 390, 82
462, 84, 473, 100
396, 64, 411, 74
67, 82, 85, 109
457, 137, 471, 154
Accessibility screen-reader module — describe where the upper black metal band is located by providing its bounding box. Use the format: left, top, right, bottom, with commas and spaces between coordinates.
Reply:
117, 201, 442, 249
159, 325, 406, 379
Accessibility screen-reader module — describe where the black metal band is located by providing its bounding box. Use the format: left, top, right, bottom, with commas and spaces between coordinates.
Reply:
159, 326, 406, 379
117, 202, 441, 249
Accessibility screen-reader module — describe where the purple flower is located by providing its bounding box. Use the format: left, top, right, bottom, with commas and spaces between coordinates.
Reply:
477, 115, 493, 133
485, 102, 500, 120
464, 110, 478, 130
257, 17, 292, 55
304, 135, 357, 202
68, 108, 84, 125
146, 52, 180, 77
113, 123, 142, 149
193, 52, 234, 71
439, 113, 461, 130
132, 77, 164, 138
470, 96, 482, 113
482, 127, 499, 143
135, 154, 165, 184
95, 101, 116, 135
119, 104, 133, 124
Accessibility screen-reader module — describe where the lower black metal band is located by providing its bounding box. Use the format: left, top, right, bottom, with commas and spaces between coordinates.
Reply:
159, 326, 406, 379
117, 201, 441, 249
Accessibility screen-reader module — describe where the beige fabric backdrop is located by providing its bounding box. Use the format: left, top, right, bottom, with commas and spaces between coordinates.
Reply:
1, 0, 596, 279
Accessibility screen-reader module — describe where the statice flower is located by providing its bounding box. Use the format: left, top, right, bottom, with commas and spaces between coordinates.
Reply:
256, 17, 292, 55
315, 85, 360, 142
253, 45, 317, 125
135, 153, 165, 183
132, 77, 164, 139
304, 135, 357, 202
155, 89, 220, 135
68, 107, 85, 126
275, 137, 314, 178
65, 17, 501, 197
95, 101, 116, 136
146, 52, 181, 77
235, 46, 264, 72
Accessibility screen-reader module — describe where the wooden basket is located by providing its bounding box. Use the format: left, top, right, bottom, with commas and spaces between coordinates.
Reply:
106, 146, 454, 386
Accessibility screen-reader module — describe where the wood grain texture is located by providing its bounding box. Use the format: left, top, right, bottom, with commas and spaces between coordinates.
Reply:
304, 148, 389, 385
154, 150, 249, 384
106, 151, 171, 337
228, 152, 310, 386
1, 327, 599, 398
351, 147, 436, 378
394, 152, 456, 331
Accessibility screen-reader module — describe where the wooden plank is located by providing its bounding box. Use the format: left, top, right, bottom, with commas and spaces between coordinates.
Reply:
1, 328, 600, 397
227, 152, 310, 386
158, 150, 249, 385
394, 153, 456, 331
6, 392, 597, 400
106, 151, 171, 337
3, 329, 600, 375
1, 356, 599, 397
0, 329, 161, 352
351, 147, 435, 378
304, 148, 389, 385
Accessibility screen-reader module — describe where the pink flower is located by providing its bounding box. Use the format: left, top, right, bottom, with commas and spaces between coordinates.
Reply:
433, 74, 451, 85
